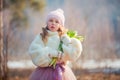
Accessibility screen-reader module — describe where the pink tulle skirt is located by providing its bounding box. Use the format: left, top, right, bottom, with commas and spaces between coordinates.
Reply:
29, 64, 76, 80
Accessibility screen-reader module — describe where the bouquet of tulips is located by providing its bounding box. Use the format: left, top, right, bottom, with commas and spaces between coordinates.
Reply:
49, 30, 84, 68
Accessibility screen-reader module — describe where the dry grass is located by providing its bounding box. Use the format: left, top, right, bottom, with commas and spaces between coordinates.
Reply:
76, 73, 120, 80
7, 69, 120, 80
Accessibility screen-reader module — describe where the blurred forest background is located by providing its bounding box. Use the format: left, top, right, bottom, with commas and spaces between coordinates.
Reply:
1, 0, 120, 80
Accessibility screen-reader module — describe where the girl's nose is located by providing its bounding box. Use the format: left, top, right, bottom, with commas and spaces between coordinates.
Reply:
52, 21, 55, 25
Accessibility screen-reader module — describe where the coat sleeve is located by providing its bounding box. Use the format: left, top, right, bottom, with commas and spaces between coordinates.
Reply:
28, 35, 58, 67
61, 34, 83, 61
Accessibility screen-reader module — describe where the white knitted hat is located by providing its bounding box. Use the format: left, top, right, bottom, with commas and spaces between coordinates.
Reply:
46, 8, 65, 26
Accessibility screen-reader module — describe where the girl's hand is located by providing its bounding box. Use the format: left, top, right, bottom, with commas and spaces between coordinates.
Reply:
48, 51, 62, 59
48, 52, 63, 68
58, 25, 68, 36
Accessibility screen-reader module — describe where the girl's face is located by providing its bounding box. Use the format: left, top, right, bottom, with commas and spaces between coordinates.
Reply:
47, 18, 61, 32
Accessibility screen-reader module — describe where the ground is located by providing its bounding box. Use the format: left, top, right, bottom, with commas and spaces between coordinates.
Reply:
8, 69, 120, 80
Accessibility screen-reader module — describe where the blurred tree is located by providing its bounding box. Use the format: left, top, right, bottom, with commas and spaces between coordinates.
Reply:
0, 0, 46, 80
0, 0, 8, 80
3, 0, 46, 28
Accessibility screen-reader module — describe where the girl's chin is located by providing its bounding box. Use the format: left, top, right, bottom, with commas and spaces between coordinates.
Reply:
49, 29, 57, 32
51, 30, 56, 32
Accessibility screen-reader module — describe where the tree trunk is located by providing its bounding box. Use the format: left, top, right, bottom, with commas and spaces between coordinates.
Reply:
0, 0, 8, 80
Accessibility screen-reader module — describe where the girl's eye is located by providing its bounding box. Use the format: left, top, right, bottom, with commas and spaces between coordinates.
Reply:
55, 21, 59, 23
49, 19, 53, 22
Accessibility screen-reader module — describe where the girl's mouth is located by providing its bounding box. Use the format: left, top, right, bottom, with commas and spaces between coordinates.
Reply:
51, 26, 55, 28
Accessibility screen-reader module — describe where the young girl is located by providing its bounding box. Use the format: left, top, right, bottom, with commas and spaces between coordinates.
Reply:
29, 9, 82, 80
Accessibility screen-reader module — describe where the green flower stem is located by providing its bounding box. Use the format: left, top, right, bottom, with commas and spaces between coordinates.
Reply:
49, 30, 84, 68
49, 57, 58, 68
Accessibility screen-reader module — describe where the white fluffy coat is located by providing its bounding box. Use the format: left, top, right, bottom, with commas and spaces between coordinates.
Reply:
29, 30, 82, 67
